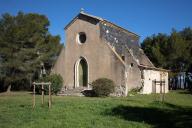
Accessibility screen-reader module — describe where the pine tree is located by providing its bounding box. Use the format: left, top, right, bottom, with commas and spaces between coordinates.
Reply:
0, 12, 62, 91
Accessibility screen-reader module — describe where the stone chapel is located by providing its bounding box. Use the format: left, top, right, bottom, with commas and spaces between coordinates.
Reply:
52, 12, 169, 96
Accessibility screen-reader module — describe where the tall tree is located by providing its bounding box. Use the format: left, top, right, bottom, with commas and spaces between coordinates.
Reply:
0, 12, 62, 91
142, 27, 192, 73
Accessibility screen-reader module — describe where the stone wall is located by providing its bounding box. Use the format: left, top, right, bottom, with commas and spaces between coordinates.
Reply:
124, 50, 142, 91
51, 48, 65, 78
52, 13, 161, 96
54, 17, 126, 95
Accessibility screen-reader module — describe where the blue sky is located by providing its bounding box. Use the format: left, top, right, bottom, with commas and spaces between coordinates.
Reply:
0, 0, 192, 43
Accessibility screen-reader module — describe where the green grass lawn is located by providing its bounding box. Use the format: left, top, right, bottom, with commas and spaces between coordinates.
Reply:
0, 90, 192, 128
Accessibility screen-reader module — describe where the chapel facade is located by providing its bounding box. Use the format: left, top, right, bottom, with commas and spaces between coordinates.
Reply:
52, 12, 169, 96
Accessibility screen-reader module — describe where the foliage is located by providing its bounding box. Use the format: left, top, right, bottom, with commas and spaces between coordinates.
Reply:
186, 74, 192, 92
141, 27, 192, 73
0, 77, 4, 92
0, 12, 62, 91
0, 90, 192, 128
92, 78, 115, 97
129, 86, 143, 95
81, 90, 96, 97
36, 74, 63, 95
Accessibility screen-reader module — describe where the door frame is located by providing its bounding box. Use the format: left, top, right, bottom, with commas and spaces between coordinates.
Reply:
74, 57, 89, 88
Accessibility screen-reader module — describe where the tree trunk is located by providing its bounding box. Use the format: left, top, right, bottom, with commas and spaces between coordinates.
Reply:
6, 84, 11, 93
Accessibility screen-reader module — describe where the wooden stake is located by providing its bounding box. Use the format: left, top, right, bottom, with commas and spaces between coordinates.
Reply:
33, 84, 35, 109
49, 84, 51, 109
162, 81, 165, 102
32, 82, 52, 109
160, 81, 163, 102
41, 84, 44, 106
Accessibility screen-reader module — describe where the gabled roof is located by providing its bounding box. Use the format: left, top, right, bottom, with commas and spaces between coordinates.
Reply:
64, 11, 139, 37
64, 11, 103, 30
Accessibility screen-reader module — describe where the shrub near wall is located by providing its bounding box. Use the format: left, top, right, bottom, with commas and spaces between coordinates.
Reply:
92, 78, 115, 97
37, 74, 63, 95
0, 77, 5, 92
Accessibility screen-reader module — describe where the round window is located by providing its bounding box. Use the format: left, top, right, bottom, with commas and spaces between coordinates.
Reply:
78, 32, 86, 44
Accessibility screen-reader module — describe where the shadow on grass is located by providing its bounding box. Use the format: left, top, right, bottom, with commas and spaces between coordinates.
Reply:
81, 90, 97, 97
104, 102, 192, 128
177, 90, 192, 95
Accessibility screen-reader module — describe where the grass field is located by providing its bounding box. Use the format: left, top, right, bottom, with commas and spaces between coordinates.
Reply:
0, 90, 192, 128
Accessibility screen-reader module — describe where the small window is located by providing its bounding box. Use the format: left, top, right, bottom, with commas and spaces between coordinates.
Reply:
121, 55, 125, 61
77, 32, 86, 44
131, 63, 134, 67
141, 70, 144, 79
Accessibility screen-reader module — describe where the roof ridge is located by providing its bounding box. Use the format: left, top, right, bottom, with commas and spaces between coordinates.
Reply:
80, 12, 103, 21
64, 12, 140, 37
80, 12, 139, 37
102, 20, 140, 37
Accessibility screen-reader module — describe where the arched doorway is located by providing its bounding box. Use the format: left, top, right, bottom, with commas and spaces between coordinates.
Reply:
75, 57, 88, 88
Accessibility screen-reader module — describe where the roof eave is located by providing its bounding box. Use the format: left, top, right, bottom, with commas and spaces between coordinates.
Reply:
64, 14, 79, 30
138, 64, 170, 72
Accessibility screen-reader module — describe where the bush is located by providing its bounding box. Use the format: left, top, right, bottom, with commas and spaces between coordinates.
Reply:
36, 74, 63, 95
92, 78, 115, 97
129, 86, 143, 95
81, 90, 96, 97
0, 77, 5, 92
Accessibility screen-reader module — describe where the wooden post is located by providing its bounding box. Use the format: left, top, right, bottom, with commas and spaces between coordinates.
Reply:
162, 81, 165, 102
154, 80, 156, 93
49, 83, 51, 109
33, 84, 35, 109
159, 81, 162, 101
50, 83, 52, 103
41, 84, 44, 106
159, 81, 165, 102
154, 80, 157, 101
32, 82, 52, 109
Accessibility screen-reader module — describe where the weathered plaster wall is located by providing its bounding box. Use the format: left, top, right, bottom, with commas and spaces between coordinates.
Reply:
100, 22, 143, 91
51, 48, 65, 78
60, 18, 126, 95
124, 50, 142, 90
52, 13, 165, 96
142, 70, 168, 94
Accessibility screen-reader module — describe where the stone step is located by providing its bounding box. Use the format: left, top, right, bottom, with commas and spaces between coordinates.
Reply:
58, 87, 92, 96
57, 93, 84, 96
